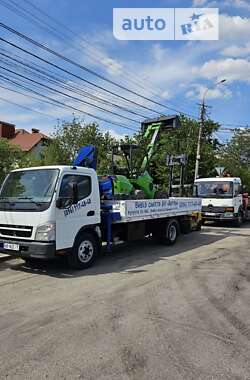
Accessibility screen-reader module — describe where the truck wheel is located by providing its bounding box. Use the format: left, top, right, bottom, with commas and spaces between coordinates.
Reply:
180, 219, 192, 234
23, 258, 37, 266
196, 221, 202, 231
164, 219, 179, 245
68, 232, 98, 270
153, 219, 179, 245
234, 212, 243, 227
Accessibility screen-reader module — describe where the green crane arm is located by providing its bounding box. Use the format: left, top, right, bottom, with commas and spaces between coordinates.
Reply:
140, 123, 162, 172
140, 115, 181, 172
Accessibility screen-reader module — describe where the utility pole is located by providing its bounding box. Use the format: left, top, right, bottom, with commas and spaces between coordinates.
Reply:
194, 101, 206, 181
194, 79, 227, 181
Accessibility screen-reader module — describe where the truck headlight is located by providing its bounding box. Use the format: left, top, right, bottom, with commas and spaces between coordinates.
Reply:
35, 223, 56, 242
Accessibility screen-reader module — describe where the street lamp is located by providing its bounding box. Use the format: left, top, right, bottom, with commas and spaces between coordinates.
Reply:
194, 79, 227, 181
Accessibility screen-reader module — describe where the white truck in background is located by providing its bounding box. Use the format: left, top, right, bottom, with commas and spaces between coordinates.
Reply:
0, 165, 201, 269
195, 177, 250, 226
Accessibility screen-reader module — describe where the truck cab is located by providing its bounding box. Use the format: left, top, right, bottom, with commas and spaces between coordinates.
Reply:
0, 166, 101, 266
194, 177, 247, 225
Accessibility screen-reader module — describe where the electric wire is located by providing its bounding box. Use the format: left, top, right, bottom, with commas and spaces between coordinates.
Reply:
0, 65, 143, 124
0, 22, 197, 118
3, 0, 197, 114
0, 35, 166, 117
0, 74, 139, 132
0, 50, 148, 119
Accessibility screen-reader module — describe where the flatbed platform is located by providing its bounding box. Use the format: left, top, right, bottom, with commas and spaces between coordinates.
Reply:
104, 197, 202, 223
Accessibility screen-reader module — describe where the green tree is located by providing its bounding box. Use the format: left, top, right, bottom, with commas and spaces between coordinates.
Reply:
0, 138, 28, 185
219, 129, 250, 192
150, 116, 221, 190
36, 118, 117, 174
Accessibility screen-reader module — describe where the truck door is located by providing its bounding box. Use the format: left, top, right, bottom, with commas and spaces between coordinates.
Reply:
234, 183, 243, 214
55, 172, 98, 250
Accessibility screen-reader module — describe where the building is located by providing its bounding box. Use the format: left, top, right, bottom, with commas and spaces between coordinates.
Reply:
0, 121, 50, 157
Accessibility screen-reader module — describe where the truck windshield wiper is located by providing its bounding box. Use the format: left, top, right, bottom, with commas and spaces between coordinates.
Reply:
17, 197, 43, 205
17, 196, 34, 200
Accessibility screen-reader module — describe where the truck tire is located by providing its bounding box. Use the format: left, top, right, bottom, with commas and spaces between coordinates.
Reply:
153, 219, 179, 245
23, 257, 38, 266
180, 219, 192, 234
234, 211, 243, 227
68, 232, 98, 270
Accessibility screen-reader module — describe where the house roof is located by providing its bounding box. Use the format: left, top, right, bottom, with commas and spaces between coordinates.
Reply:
0, 120, 15, 127
10, 129, 50, 152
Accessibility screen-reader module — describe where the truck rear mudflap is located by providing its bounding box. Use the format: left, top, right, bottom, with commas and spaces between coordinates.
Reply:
0, 239, 56, 259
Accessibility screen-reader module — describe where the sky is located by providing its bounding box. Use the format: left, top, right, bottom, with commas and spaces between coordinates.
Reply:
0, 0, 249, 142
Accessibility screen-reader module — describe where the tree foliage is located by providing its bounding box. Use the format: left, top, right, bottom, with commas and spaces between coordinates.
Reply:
0, 138, 27, 184
219, 129, 250, 192
35, 118, 116, 174
149, 116, 221, 190
2, 116, 249, 195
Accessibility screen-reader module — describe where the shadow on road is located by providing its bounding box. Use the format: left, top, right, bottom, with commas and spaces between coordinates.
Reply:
6, 223, 249, 279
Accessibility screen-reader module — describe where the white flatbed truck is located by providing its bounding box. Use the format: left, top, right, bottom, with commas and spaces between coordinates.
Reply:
195, 177, 250, 226
0, 165, 201, 269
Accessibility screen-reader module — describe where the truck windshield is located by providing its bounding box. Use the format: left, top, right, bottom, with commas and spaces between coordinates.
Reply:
196, 181, 233, 198
0, 169, 59, 211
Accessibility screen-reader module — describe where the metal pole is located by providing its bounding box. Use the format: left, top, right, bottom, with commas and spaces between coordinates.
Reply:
194, 79, 227, 182
194, 100, 206, 181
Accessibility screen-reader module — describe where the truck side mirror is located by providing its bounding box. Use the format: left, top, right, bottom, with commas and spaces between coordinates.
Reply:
69, 181, 78, 205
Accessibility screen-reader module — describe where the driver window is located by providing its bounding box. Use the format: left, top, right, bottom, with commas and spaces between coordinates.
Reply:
59, 175, 91, 201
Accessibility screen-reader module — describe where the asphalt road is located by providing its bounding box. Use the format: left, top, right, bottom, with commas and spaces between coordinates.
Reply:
0, 224, 250, 380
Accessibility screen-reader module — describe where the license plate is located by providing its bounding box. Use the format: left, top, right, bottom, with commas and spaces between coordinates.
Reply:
223, 212, 233, 217
3, 243, 19, 251
205, 212, 215, 216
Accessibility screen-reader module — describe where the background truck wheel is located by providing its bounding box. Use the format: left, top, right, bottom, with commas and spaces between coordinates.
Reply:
180, 219, 192, 234
196, 220, 202, 231
23, 258, 37, 266
234, 211, 243, 227
68, 232, 98, 270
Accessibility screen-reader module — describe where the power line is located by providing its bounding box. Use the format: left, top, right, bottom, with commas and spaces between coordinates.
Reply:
0, 22, 196, 118
0, 74, 138, 132
0, 64, 142, 124
4, 0, 197, 114
0, 35, 165, 117
0, 93, 59, 120
219, 123, 250, 129
0, 49, 148, 119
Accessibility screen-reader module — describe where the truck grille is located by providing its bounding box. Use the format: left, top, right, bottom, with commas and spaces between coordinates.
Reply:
0, 224, 33, 238
202, 206, 225, 213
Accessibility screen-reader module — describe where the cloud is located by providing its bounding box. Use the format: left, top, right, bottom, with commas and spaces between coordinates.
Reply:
220, 14, 250, 43
102, 57, 123, 76
186, 83, 232, 99
193, 0, 250, 11
106, 129, 126, 140
224, 0, 250, 11
200, 58, 250, 82
221, 43, 250, 57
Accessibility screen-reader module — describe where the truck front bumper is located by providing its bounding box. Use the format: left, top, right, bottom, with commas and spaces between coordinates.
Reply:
202, 212, 237, 221
0, 238, 56, 259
